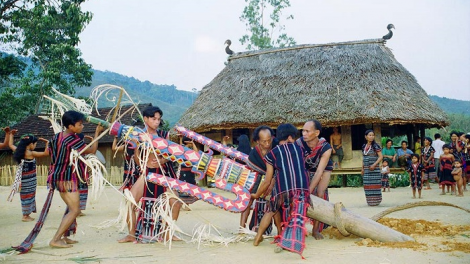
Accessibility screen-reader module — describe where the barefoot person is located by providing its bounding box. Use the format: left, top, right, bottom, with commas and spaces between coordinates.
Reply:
451, 160, 464, 197
245, 126, 278, 234
296, 120, 333, 240
330, 127, 343, 168
361, 130, 383, 206
251, 124, 310, 256
8, 132, 49, 222
118, 106, 181, 243
48, 111, 103, 248
407, 154, 424, 199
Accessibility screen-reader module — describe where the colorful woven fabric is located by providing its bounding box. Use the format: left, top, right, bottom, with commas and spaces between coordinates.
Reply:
19, 159, 37, 216
79, 183, 88, 210
407, 163, 424, 189
48, 132, 87, 192
362, 142, 383, 206
248, 197, 272, 235
296, 137, 334, 173
439, 156, 456, 186
13, 188, 55, 253
7, 160, 24, 202
135, 197, 162, 243
121, 145, 140, 190
63, 206, 78, 237
421, 146, 436, 180
277, 192, 309, 257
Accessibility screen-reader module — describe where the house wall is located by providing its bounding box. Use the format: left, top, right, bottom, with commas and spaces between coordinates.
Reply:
0, 143, 126, 186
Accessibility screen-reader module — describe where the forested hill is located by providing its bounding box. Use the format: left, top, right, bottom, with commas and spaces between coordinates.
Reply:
429, 95, 470, 116
75, 70, 197, 126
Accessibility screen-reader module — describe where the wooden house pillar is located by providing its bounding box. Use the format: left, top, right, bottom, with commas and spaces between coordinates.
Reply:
342, 125, 352, 160
373, 123, 382, 147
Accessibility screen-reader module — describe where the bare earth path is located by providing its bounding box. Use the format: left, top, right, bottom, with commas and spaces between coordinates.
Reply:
1, 183, 469, 264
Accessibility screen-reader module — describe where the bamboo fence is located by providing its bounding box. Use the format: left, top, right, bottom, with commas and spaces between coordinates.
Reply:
0, 165, 124, 186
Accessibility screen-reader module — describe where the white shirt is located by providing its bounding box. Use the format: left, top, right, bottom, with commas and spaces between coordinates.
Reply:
432, 138, 445, 158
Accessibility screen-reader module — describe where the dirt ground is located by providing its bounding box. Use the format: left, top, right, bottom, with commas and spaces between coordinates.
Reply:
1, 183, 469, 264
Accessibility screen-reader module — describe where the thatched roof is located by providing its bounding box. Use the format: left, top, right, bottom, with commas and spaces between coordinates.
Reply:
179, 39, 448, 132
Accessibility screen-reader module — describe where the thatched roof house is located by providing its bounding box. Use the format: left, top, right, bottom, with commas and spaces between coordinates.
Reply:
179, 39, 447, 131
178, 38, 448, 170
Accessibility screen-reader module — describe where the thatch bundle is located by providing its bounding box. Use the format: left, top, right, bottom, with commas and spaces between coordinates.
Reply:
179, 39, 447, 132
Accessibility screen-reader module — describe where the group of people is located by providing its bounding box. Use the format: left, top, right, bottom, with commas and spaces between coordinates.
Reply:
378, 132, 470, 200
2, 111, 103, 252
4, 105, 468, 256
2, 110, 337, 256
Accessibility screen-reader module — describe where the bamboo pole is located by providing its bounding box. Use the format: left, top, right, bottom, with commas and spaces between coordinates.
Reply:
306, 194, 414, 242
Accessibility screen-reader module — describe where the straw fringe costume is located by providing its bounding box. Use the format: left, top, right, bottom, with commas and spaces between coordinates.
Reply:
362, 142, 382, 206
265, 143, 310, 256
134, 130, 178, 243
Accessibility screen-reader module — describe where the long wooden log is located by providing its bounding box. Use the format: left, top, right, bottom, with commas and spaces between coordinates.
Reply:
306, 195, 414, 242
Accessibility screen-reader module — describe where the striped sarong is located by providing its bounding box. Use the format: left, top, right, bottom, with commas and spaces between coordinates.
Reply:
20, 159, 37, 216
277, 192, 309, 257
78, 183, 88, 210
363, 155, 382, 206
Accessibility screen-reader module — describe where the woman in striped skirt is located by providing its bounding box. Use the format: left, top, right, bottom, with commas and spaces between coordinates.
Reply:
9, 132, 50, 221
361, 130, 383, 206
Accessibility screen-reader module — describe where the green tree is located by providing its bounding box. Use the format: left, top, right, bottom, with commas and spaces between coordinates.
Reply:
239, 0, 296, 50
426, 113, 470, 142
0, 0, 93, 127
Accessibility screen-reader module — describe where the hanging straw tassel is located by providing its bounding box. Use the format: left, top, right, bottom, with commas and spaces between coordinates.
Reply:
93, 188, 142, 230
83, 154, 108, 202
189, 223, 249, 249
7, 160, 24, 202
148, 192, 189, 249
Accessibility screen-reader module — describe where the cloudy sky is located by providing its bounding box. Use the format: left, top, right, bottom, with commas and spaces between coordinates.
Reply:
79, 0, 470, 101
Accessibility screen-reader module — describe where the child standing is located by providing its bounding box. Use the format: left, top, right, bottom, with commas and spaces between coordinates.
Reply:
451, 160, 464, 197
408, 154, 424, 199
381, 160, 390, 192
251, 123, 310, 256
439, 144, 456, 195
8, 132, 49, 221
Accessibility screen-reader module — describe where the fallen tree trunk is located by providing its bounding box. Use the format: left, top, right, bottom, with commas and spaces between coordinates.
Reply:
306, 195, 414, 242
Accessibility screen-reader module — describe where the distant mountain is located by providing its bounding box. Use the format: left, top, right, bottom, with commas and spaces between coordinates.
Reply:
76, 70, 197, 126
429, 95, 470, 116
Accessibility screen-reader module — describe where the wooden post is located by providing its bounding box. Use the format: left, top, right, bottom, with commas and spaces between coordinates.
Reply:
420, 124, 425, 146
373, 123, 382, 147
342, 125, 352, 160
307, 195, 414, 242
